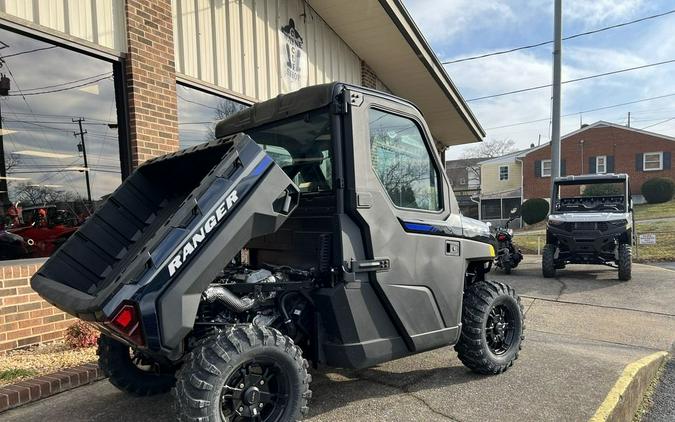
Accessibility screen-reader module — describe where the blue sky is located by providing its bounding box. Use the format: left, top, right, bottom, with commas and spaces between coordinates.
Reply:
402, 0, 675, 159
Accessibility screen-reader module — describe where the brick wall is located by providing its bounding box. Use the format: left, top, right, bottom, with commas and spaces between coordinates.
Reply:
523, 125, 675, 199
125, 0, 179, 167
0, 263, 75, 352
361, 60, 377, 89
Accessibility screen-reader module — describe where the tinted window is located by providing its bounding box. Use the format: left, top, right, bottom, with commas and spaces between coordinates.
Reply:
369, 109, 441, 211
0, 28, 122, 261
246, 109, 332, 193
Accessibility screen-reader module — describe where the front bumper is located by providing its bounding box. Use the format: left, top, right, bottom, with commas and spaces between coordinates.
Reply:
548, 222, 628, 259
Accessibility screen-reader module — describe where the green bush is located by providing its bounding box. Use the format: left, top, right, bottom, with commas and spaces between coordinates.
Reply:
582, 183, 623, 197
521, 198, 549, 225
641, 177, 675, 204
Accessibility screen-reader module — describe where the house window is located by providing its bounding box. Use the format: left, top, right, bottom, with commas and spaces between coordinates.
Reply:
0, 27, 125, 262
177, 83, 248, 148
541, 160, 552, 177
499, 165, 509, 181
643, 152, 663, 171
596, 156, 607, 174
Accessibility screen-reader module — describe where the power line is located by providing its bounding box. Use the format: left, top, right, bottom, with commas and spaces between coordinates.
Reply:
466, 58, 675, 102
0, 46, 57, 59
486, 92, 675, 130
7, 75, 111, 96
641, 117, 675, 129
19, 72, 112, 93
442, 9, 675, 64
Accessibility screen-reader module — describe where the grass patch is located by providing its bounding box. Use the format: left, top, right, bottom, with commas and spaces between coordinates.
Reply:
513, 220, 675, 262
0, 368, 38, 382
633, 199, 675, 221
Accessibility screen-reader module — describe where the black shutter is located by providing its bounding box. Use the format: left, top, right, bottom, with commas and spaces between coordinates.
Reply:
589, 156, 596, 174
607, 155, 615, 173
535, 160, 541, 177
636, 153, 643, 171
664, 152, 671, 170
561, 159, 566, 176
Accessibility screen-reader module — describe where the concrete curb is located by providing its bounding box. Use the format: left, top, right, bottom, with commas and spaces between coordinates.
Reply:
0, 362, 104, 413
589, 351, 669, 422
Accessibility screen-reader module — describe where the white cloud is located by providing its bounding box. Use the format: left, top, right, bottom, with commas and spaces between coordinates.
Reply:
403, 0, 516, 44
562, 0, 648, 27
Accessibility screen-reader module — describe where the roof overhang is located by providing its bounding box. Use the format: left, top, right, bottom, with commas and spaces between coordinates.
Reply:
307, 0, 485, 148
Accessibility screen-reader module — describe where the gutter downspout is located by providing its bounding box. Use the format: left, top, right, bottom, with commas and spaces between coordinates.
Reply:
516, 157, 524, 228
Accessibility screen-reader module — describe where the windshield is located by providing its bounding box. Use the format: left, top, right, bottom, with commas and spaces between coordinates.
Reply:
246, 108, 332, 193
553, 180, 627, 213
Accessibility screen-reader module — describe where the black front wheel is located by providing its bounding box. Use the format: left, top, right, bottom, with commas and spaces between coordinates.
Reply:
455, 280, 525, 375
542, 244, 557, 278
174, 325, 311, 422
98, 335, 176, 396
618, 243, 632, 281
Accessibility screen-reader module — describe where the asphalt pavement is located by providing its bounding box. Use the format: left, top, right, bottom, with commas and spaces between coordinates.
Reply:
2, 257, 674, 422
644, 357, 675, 422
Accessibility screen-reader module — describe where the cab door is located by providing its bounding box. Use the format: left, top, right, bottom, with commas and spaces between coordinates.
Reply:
343, 89, 465, 352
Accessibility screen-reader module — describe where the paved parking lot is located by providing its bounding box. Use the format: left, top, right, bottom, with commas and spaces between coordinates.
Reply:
3, 257, 674, 421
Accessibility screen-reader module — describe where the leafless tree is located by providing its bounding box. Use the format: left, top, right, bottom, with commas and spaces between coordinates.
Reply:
460, 138, 517, 181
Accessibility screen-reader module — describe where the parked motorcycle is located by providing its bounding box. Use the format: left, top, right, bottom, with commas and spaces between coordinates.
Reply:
494, 208, 524, 274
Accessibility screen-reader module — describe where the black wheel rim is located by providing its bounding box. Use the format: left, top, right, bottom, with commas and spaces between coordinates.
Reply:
220, 358, 291, 422
485, 304, 516, 355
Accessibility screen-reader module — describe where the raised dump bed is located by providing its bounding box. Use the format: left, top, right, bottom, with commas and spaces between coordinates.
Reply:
31, 134, 299, 321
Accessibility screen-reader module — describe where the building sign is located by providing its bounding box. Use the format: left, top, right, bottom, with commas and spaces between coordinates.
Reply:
279, 18, 306, 92
638, 233, 656, 245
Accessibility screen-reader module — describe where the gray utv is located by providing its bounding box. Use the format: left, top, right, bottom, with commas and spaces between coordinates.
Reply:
31, 82, 525, 421
543, 173, 634, 281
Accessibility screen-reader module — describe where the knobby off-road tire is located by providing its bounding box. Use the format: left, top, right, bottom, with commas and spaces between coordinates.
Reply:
618, 243, 632, 281
542, 244, 557, 278
98, 335, 176, 396
174, 324, 311, 422
455, 280, 525, 375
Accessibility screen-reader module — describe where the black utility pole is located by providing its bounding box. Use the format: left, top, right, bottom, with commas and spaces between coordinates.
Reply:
73, 117, 92, 203
0, 74, 10, 207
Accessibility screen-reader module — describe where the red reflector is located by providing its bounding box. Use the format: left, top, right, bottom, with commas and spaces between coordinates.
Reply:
113, 306, 135, 330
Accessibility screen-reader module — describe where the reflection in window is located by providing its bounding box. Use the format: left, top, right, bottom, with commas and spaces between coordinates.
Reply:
369, 109, 440, 211
177, 84, 247, 148
0, 28, 122, 261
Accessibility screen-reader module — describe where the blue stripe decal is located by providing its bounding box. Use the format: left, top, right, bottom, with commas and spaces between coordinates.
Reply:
403, 222, 436, 232
251, 155, 273, 177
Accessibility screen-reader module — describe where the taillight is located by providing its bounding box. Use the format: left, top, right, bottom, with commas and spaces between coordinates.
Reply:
497, 233, 507, 241
106, 303, 145, 346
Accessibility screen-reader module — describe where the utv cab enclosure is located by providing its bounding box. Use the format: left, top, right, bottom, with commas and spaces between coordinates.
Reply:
543, 173, 634, 281
32, 83, 524, 421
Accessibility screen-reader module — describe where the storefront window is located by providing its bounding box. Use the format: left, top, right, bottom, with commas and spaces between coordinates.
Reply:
177, 84, 248, 148
0, 28, 123, 261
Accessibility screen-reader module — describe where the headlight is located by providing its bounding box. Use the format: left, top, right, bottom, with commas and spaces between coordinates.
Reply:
548, 219, 565, 226
609, 219, 628, 226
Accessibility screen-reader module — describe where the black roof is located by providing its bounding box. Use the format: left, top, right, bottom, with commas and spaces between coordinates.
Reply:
554, 173, 629, 184
214, 82, 422, 139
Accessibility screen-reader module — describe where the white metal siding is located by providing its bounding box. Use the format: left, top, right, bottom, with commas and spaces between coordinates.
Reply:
172, 0, 362, 101
0, 0, 126, 53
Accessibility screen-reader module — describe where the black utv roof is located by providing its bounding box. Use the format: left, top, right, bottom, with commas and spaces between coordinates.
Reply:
214, 82, 422, 139
554, 173, 628, 185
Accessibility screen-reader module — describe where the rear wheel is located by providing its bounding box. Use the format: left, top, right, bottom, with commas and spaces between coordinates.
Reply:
455, 280, 525, 375
98, 335, 176, 396
174, 324, 311, 422
618, 243, 632, 281
542, 244, 557, 278
501, 256, 512, 274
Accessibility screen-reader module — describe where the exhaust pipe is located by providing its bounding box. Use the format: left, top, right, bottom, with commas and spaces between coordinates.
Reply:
202, 286, 256, 313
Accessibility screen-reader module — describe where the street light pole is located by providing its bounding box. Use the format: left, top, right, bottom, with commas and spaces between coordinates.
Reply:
73, 117, 92, 203
551, 0, 563, 196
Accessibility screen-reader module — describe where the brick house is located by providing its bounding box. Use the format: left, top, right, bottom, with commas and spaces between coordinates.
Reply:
522, 121, 674, 201
0, 0, 482, 352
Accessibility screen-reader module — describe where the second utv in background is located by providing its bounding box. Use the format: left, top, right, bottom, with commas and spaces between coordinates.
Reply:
543, 174, 634, 280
